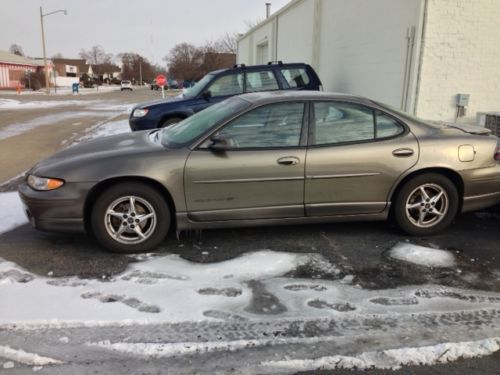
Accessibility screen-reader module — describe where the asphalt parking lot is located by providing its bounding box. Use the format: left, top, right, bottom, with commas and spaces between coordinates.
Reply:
0, 88, 499, 374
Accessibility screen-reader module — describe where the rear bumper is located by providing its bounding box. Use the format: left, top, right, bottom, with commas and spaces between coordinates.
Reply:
462, 164, 500, 212
18, 181, 94, 233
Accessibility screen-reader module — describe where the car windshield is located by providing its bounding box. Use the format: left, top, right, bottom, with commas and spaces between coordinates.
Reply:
161, 97, 250, 147
182, 73, 214, 98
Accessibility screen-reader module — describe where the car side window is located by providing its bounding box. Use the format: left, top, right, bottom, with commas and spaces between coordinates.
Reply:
281, 68, 310, 89
245, 71, 279, 92
376, 112, 405, 138
313, 102, 375, 145
216, 102, 305, 148
208, 73, 243, 97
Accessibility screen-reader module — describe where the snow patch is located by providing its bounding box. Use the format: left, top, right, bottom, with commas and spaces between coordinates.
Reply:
0, 345, 62, 366
262, 337, 500, 371
0, 192, 28, 235
72, 118, 130, 144
0, 111, 119, 140
389, 242, 456, 268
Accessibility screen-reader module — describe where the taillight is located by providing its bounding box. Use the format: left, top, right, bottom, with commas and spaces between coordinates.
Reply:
495, 141, 500, 161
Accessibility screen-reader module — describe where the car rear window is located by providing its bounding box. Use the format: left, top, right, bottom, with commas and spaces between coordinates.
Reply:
281, 68, 310, 88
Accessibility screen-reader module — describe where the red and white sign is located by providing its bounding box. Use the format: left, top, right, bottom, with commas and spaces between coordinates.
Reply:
156, 74, 167, 87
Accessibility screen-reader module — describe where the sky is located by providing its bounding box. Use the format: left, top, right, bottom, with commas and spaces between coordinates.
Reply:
0, 0, 291, 66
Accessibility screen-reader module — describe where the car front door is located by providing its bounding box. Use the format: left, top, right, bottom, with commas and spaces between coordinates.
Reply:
305, 101, 419, 216
184, 101, 307, 221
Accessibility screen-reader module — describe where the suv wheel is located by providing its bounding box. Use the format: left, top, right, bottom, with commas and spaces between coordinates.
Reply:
394, 173, 459, 236
160, 117, 183, 128
91, 182, 170, 253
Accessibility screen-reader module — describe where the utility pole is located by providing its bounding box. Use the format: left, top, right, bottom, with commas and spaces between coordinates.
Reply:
139, 62, 143, 86
39, 7, 67, 94
40, 7, 49, 94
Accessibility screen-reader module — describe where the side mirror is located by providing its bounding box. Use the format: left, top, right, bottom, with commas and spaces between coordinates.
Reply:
208, 134, 233, 151
202, 90, 212, 101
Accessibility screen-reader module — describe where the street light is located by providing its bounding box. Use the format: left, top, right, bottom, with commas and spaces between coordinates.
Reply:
40, 7, 67, 94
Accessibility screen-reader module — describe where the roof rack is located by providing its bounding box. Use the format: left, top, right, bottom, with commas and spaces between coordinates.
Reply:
267, 61, 284, 66
233, 63, 246, 68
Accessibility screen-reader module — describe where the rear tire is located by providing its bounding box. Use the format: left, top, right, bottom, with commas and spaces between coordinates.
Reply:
91, 182, 170, 253
159, 117, 183, 128
394, 173, 459, 236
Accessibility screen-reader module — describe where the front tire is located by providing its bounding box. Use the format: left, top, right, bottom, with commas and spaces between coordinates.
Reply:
394, 173, 459, 236
91, 183, 170, 253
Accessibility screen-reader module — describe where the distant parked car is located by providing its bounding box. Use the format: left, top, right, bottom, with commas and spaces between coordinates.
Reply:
130, 62, 322, 131
121, 80, 133, 91
20, 91, 500, 253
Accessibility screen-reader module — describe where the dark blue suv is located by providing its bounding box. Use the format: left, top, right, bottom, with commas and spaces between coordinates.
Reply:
129, 62, 322, 131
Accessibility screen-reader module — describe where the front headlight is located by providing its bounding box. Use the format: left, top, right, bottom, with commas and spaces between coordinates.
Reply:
132, 108, 149, 118
27, 175, 65, 191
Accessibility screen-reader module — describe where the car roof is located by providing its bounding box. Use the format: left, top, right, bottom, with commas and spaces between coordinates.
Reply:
237, 90, 373, 106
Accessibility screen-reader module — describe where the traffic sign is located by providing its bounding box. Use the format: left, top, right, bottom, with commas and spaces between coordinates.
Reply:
156, 74, 167, 87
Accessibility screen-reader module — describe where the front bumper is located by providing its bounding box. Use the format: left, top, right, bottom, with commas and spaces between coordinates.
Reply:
129, 115, 158, 131
18, 181, 95, 233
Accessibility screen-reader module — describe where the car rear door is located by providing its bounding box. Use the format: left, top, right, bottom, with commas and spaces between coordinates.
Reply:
184, 101, 307, 221
305, 101, 419, 216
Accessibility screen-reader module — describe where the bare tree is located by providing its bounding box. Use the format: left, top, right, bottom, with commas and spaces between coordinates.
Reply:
52, 52, 64, 59
79, 45, 113, 65
214, 32, 238, 54
119, 53, 155, 82
164, 43, 204, 81
9, 44, 24, 56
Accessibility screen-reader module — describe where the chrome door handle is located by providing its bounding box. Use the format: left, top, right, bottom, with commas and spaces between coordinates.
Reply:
392, 148, 414, 157
277, 156, 300, 166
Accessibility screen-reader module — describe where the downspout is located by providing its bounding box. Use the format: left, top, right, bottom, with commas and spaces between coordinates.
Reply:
401, 26, 415, 111
312, 0, 322, 71
412, 0, 429, 116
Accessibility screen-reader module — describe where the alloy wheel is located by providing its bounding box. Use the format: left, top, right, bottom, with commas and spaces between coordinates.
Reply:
104, 196, 157, 245
405, 183, 449, 228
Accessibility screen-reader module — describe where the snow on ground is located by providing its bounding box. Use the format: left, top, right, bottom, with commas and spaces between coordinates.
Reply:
0, 345, 62, 366
0, 111, 118, 141
262, 337, 500, 371
0, 192, 28, 235
389, 242, 456, 268
0, 98, 133, 112
72, 118, 130, 144
1, 248, 500, 326
0, 86, 121, 97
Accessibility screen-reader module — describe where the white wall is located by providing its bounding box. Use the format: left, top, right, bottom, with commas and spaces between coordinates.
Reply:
318, 0, 424, 109
275, 0, 315, 64
55, 76, 79, 87
237, 20, 275, 65
237, 0, 424, 110
416, 0, 500, 123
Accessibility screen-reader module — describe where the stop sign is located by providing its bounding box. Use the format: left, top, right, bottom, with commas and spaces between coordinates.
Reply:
156, 74, 167, 87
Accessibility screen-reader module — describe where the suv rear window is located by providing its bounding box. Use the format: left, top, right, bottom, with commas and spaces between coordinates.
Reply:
281, 68, 310, 89
245, 71, 279, 92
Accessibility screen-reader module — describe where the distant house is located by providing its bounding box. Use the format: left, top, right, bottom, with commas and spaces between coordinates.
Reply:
51, 58, 93, 78
48, 58, 94, 87
93, 63, 121, 82
0, 50, 42, 89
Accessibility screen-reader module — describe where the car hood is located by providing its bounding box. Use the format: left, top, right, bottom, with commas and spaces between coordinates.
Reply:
30, 130, 163, 178
135, 94, 187, 109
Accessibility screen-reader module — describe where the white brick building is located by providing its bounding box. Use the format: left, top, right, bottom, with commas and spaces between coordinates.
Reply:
237, 0, 500, 124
